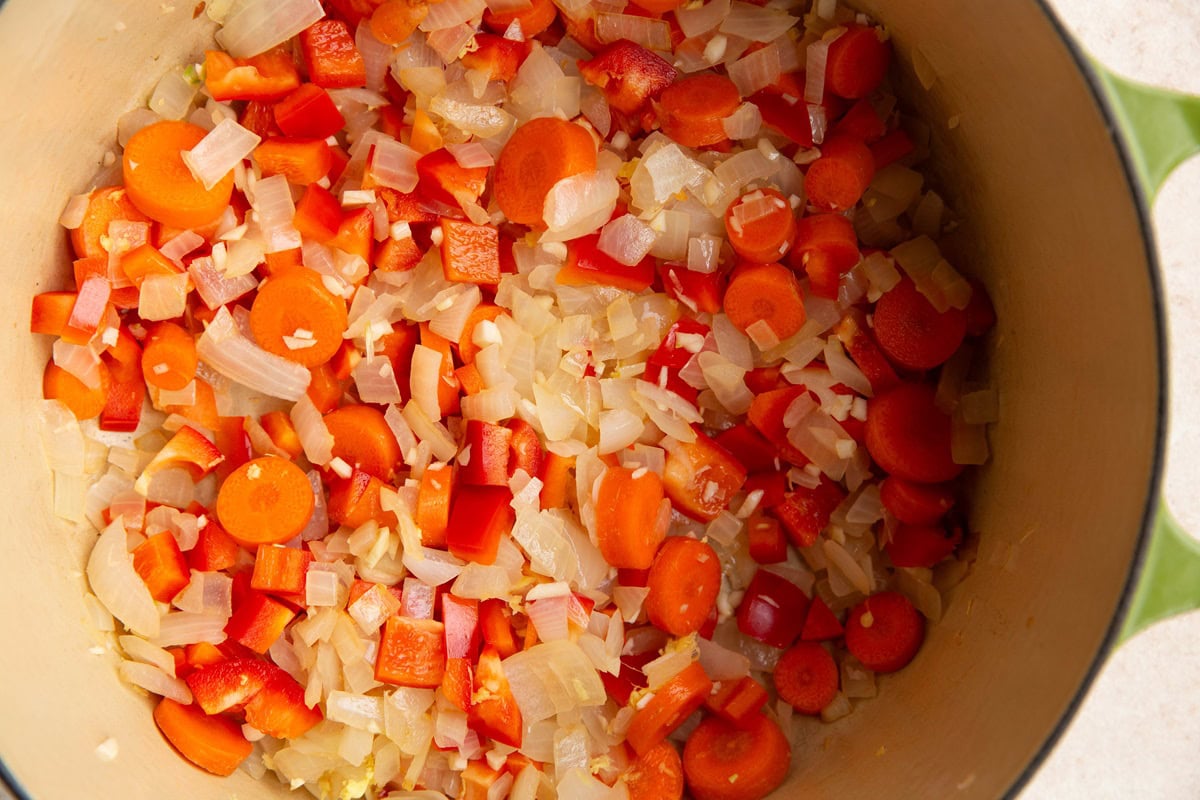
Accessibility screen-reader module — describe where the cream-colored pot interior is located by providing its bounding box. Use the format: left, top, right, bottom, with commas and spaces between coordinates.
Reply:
0, 1, 1161, 798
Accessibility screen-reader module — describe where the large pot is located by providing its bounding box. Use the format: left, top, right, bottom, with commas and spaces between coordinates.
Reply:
0, 1, 1196, 798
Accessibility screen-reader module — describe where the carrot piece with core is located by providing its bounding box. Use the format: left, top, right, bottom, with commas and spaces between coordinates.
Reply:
623, 740, 685, 800
681, 714, 791, 800
864, 382, 963, 484
260, 410, 304, 460
248, 267, 348, 367
804, 134, 875, 211
153, 698, 252, 776
844, 591, 924, 673
323, 404, 402, 481
482, 0, 556, 37
122, 121, 235, 230
725, 187, 797, 264
215, 457, 316, 547
872, 278, 967, 370
824, 24, 891, 99
626, 661, 713, 756
493, 117, 597, 227
774, 641, 839, 714
645, 537, 721, 636
370, 0, 430, 44
659, 74, 741, 148
722, 261, 807, 341
594, 466, 667, 570
141, 321, 197, 392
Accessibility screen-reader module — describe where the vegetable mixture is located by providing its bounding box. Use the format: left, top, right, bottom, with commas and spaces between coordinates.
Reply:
31, 0, 997, 797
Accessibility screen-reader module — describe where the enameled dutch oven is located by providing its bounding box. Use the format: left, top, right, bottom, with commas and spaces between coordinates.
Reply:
2, 1, 1200, 798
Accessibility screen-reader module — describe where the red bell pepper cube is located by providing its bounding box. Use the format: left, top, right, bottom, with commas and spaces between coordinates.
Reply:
578, 40, 675, 116
29, 291, 80, 339
330, 206, 375, 263
254, 137, 333, 186
747, 512, 788, 564
446, 485, 515, 565
704, 675, 770, 729
189, 518, 241, 572
440, 218, 501, 285
132, 532, 190, 603
204, 49, 300, 103
100, 375, 145, 433
377, 186, 439, 224
506, 419, 544, 480
299, 20, 367, 88
239, 100, 281, 140
641, 318, 709, 403
136, 425, 225, 493
800, 594, 845, 641
250, 545, 313, 596
747, 386, 813, 468
833, 309, 900, 395
442, 656, 475, 712
460, 420, 513, 487
459, 34, 530, 82
713, 424, 778, 475
243, 668, 323, 739
736, 569, 810, 649
557, 232, 655, 292
184, 641, 226, 672
467, 645, 523, 748
479, 598, 519, 659
375, 235, 423, 273
327, 469, 398, 530
274, 83, 346, 140
375, 616, 447, 687
185, 657, 275, 714
416, 149, 489, 211
771, 475, 846, 548
225, 591, 296, 654
662, 429, 748, 522
659, 262, 725, 314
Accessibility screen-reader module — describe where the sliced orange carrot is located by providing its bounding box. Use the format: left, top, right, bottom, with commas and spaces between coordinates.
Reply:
624, 740, 685, 800
774, 641, 839, 715
681, 713, 791, 800
824, 24, 891, 99
703, 676, 770, 728
370, 0, 430, 45
872, 278, 967, 370
327, 469, 399, 530
864, 382, 962, 484
253, 137, 333, 185
249, 267, 348, 367
493, 117, 597, 227
122, 120, 235, 229
659, 74, 741, 148
644, 537, 721, 636
482, 0, 557, 37
215, 457, 315, 547
141, 321, 197, 391
30, 292, 81, 340
153, 698, 252, 776
879, 477, 955, 525
725, 187, 797, 264
722, 261, 807, 340
306, 362, 345, 413
626, 661, 713, 756
416, 462, 453, 548
844, 591, 924, 673
120, 243, 183, 287
804, 134, 875, 211
70, 186, 149, 260
594, 466, 667, 570
43, 360, 110, 421
455, 362, 486, 396
323, 405, 402, 481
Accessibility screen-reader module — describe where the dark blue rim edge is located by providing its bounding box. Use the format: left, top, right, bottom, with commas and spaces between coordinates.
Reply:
0, 1, 1170, 798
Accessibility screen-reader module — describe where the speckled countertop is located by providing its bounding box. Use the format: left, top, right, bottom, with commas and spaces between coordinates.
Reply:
1023, 1, 1200, 797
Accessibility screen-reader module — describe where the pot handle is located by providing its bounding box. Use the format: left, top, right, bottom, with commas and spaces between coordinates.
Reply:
1091, 59, 1200, 200
1119, 505, 1200, 642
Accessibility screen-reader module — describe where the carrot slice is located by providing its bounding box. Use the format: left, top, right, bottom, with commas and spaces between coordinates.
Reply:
141, 321, 197, 391
722, 261, 807, 340
824, 24, 891, 99
704, 676, 770, 729
864, 382, 962, 483
725, 187, 797, 264
122, 121, 234, 229
645, 537, 721, 636
788, 212, 860, 299
681, 713, 791, 800
416, 463, 454, 548
659, 74, 741, 148
482, 0, 557, 37
886, 522, 960, 568
43, 360, 109, 420
872, 278, 967, 370
594, 466, 668, 570
774, 641, 839, 714
70, 186, 149, 260
493, 117, 597, 226
844, 591, 924, 673
626, 661, 713, 755
323, 405, 402, 481
879, 477, 955, 524
153, 698, 252, 776
249, 267, 349, 367
371, 0, 430, 45
804, 134, 875, 211
624, 741, 685, 800
215, 457, 315, 547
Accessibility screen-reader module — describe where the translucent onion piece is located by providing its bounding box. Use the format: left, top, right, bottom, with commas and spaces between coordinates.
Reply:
429, 284, 482, 343
152, 612, 229, 648
53, 339, 102, 389
160, 230, 206, 266
197, 307, 311, 401
119, 108, 163, 148
643, 635, 699, 689
118, 635, 178, 677
727, 42, 781, 96
354, 357, 403, 405
420, 0, 486, 31
597, 214, 657, 267
401, 401, 459, 463
675, 0, 730, 38
502, 641, 607, 723
87, 519, 160, 638
59, 193, 89, 229
369, 137, 421, 193
305, 569, 342, 607
182, 118, 260, 191
595, 14, 673, 50
189, 254, 258, 309
38, 399, 86, 475
327, 691, 386, 733
216, 0, 325, 57
138, 272, 190, 322
722, 102, 762, 140
720, 2, 796, 42
527, 596, 570, 642
149, 66, 198, 121
697, 635, 751, 680
171, 571, 232, 617
355, 21, 393, 91
445, 142, 495, 169
403, 547, 465, 587
119, 660, 193, 704
630, 145, 711, 211
804, 38, 830, 105
451, 563, 512, 599
824, 338, 872, 397
543, 170, 620, 242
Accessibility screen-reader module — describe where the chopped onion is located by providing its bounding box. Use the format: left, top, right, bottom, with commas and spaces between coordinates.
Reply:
401, 400, 459, 463
597, 214, 657, 267
59, 193, 90, 229
429, 284, 482, 343
149, 66, 198, 121
354, 357, 404, 405
502, 641, 606, 723
527, 596, 570, 642
630, 144, 711, 211
160, 230, 206, 265
720, 2, 796, 42
804, 38, 831, 105
355, 21, 393, 92
543, 170, 620, 242
197, 307, 311, 401
172, 571, 233, 617
327, 691, 386, 733
727, 42, 781, 96
189, 254, 258, 309
152, 612, 229, 648
722, 102, 762, 140
445, 142, 495, 169
305, 569, 342, 607
823, 538, 873, 595
183, 118, 260, 191
597, 408, 643, 455
216, 0, 325, 58
676, 0, 730, 38
118, 108, 162, 148
595, 13, 673, 50
824, 338, 872, 396
368, 137, 421, 193
52, 340, 102, 390
87, 519, 160, 638
118, 635, 178, 677
119, 660, 193, 704
404, 547, 465, 587
451, 563, 512, 599
138, 272, 190, 322
420, 0, 486, 31
697, 635, 751, 680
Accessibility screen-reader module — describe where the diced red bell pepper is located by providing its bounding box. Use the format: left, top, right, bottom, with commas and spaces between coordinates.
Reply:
743, 471, 788, 510
327, 469, 398, 530
747, 512, 787, 564
440, 218, 500, 285
578, 40, 676, 116
100, 375, 146, 433
468, 645, 523, 748
299, 20, 367, 88
446, 485, 515, 565
254, 137, 333, 185
375, 615, 447, 687
225, 590, 296, 654
557, 232, 655, 292
870, 127, 915, 170
800, 595, 844, 641
239, 100, 281, 140
736, 568, 809, 649
204, 49, 301, 103
443, 656, 475, 713
642, 318, 708, 404
416, 149, 489, 212
460, 34, 530, 82
189, 518, 241, 572
244, 668, 323, 739
964, 277, 997, 336
378, 187, 439, 223
771, 475, 846, 548
250, 545, 313, 596
506, 419, 544, 479
885, 522, 961, 568
136, 425, 225, 493
460, 420, 513, 487
184, 641, 226, 672
746, 386, 812, 467
215, 416, 252, 481
119, 244, 182, 288
833, 310, 900, 394
704, 676, 770, 729
330, 206, 374, 263
185, 657, 275, 714
832, 98, 887, 143
662, 430, 748, 522
274, 83, 346, 140
375, 235, 423, 273
659, 262, 725, 314
713, 424, 777, 474
132, 531, 190, 603
479, 598, 519, 659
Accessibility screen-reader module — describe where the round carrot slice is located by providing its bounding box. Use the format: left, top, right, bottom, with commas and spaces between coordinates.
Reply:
323, 404, 402, 481
645, 537, 721, 636
493, 117, 597, 227
370, 0, 430, 45
682, 713, 791, 800
824, 25, 891, 99
865, 382, 963, 484
153, 698, 252, 776
725, 187, 798, 264
774, 641, 839, 715
879, 477, 955, 524
872, 278, 967, 370
216, 457, 315, 547
122, 120, 235, 230
249, 267, 348, 367
43, 360, 110, 420
142, 321, 197, 391
804, 134, 875, 211
70, 186, 150, 260
482, 0, 557, 38
845, 591, 924, 673
659, 74, 741, 148
723, 261, 807, 340
624, 740, 685, 800
594, 465, 667, 570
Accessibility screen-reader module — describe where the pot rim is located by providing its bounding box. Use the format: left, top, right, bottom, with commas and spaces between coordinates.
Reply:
0, 1, 1171, 798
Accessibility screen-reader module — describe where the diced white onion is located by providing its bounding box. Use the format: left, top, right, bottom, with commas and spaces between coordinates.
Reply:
152, 612, 230, 648
118, 635, 178, 677
354, 357, 404, 405
502, 641, 606, 723
597, 214, 657, 267
87, 520, 160, 638
189, 254, 259, 309
216, 0, 325, 58
182, 118, 260, 191
119, 660, 193, 704
728, 42, 782, 96
595, 14, 673, 50
543, 170, 619, 243
138, 272, 190, 322
676, 0, 730, 38
720, 2, 797, 42
369, 137, 421, 193
804, 38, 830, 105
150, 66, 199, 121
197, 307, 311, 401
